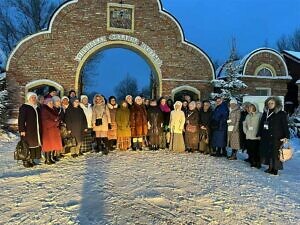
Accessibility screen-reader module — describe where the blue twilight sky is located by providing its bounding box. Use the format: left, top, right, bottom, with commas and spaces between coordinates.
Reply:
82, 0, 300, 98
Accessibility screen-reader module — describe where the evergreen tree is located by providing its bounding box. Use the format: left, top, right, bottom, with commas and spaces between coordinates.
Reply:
211, 39, 247, 102
0, 73, 8, 129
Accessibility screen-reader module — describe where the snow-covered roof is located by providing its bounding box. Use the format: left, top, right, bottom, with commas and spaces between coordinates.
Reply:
216, 47, 289, 79
296, 79, 300, 84
283, 50, 300, 63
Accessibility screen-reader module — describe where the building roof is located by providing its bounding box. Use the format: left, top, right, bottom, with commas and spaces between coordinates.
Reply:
283, 50, 300, 63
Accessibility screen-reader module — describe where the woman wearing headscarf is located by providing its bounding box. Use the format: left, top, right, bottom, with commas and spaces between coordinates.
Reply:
41, 98, 63, 164
92, 94, 111, 154
147, 99, 164, 150
227, 98, 241, 160
65, 98, 88, 157
243, 102, 262, 168
185, 101, 200, 152
130, 96, 148, 150
107, 96, 118, 150
158, 97, 171, 149
257, 97, 289, 175
169, 101, 185, 153
80, 95, 93, 153
18, 92, 42, 167
115, 101, 131, 150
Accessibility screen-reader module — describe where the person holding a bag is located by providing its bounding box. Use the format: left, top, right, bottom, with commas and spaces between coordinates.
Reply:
41, 98, 63, 164
199, 100, 212, 154
65, 97, 88, 157
243, 102, 262, 168
92, 94, 112, 154
257, 97, 290, 175
185, 101, 200, 152
169, 101, 185, 153
227, 98, 241, 160
18, 92, 42, 168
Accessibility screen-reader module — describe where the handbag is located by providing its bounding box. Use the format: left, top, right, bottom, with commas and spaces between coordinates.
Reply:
279, 143, 293, 162
63, 135, 77, 148
186, 124, 198, 133
96, 118, 102, 126
14, 139, 30, 161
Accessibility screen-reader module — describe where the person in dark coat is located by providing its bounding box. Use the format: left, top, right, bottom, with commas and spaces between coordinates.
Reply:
211, 97, 229, 157
52, 96, 65, 159
18, 92, 42, 168
182, 100, 189, 117
147, 99, 164, 150
257, 97, 290, 175
130, 96, 148, 150
185, 101, 200, 152
239, 102, 251, 162
41, 98, 63, 164
158, 97, 171, 149
65, 98, 88, 157
199, 100, 212, 154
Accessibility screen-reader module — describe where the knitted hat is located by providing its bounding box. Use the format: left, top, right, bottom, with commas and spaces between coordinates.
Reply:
80, 95, 88, 102
61, 96, 69, 102
230, 98, 238, 104
26, 92, 37, 102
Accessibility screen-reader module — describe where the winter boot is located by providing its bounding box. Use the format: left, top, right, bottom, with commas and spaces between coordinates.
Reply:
132, 142, 137, 151
228, 149, 237, 160
45, 152, 55, 165
102, 138, 109, 155
138, 142, 143, 151
95, 138, 102, 153
52, 151, 60, 162
221, 147, 228, 157
23, 160, 34, 168
215, 148, 222, 157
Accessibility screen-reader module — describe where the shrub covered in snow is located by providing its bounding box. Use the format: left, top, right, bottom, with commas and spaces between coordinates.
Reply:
288, 105, 300, 138
0, 73, 8, 128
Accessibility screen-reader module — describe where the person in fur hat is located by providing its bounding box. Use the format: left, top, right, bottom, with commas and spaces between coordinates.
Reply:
130, 96, 148, 150
18, 92, 42, 167
80, 95, 93, 152
169, 101, 186, 153
185, 101, 200, 152
257, 96, 289, 175
107, 96, 118, 150
147, 99, 163, 150
92, 94, 112, 154
41, 97, 63, 164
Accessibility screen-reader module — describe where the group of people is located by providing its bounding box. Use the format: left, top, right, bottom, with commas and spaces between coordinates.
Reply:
18, 88, 290, 175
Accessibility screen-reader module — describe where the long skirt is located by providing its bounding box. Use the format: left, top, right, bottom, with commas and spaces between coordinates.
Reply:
185, 131, 199, 151
169, 133, 185, 153
149, 134, 160, 146
117, 136, 131, 150
80, 128, 93, 152
107, 122, 117, 140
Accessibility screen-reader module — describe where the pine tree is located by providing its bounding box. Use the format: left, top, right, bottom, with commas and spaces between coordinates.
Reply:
211, 38, 247, 102
0, 73, 8, 129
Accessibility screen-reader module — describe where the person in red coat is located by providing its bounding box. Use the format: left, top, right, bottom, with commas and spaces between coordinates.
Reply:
130, 96, 148, 150
41, 98, 63, 164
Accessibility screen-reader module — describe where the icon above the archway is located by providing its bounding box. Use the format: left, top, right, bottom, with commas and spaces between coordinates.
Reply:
107, 3, 134, 33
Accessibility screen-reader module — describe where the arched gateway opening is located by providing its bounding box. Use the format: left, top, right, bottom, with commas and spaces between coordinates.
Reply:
6, 0, 214, 129
76, 41, 162, 99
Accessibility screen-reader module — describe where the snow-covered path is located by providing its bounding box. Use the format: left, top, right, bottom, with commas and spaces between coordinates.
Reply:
1, 139, 300, 225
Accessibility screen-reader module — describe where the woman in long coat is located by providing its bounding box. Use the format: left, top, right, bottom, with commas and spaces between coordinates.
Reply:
107, 96, 118, 150
147, 99, 164, 150
65, 98, 88, 157
185, 101, 200, 152
257, 97, 289, 175
79, 95, 93, 153
211, 97, 229, 157
243, 102, 262, 168
227, 99, 241, 160
130, 96, 148, 150
92, 94, 111, 154
18, 92, 42, 168
199, 100, 212, 154
41, 98, 63, 164
169, 101, 186, 153
116, 101, 131, 150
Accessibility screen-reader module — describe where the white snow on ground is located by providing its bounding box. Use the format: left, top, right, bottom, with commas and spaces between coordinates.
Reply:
0, 136, 300, 225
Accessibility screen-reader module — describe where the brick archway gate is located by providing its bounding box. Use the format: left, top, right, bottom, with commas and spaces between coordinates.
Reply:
6, 0, 215, 128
